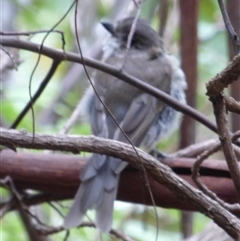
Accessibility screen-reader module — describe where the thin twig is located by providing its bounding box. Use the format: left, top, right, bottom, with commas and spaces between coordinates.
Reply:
218, 0, 240, 54
0, 46, 19, 70
10, 60, 60, 129
121, 8, 141, 69
192, 143, 240, 211
24, 0, 74, 138
0, 30, 65, 39
170, 139, 218, 158
0, 198, 17, 218
224, 95, 240, 115
0, 176, 50, 226
36, 222, 135, 241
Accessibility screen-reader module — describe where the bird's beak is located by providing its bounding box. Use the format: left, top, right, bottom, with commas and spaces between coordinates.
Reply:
101, 22, 115, 35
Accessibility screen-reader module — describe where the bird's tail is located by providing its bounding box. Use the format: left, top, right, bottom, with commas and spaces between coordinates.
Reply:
64, 154, 126, 233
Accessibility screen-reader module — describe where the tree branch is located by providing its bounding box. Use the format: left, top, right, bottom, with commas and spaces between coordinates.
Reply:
0, 36, 218, 133
10, 60, 61, 129
1, 128, 240, 239
206, 52, 240, 96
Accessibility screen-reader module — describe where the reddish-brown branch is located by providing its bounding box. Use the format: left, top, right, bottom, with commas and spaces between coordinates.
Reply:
179, 1, 199, 236
0, 150, 238, 211
179, 0, 198, 146
227, 0, 240, 132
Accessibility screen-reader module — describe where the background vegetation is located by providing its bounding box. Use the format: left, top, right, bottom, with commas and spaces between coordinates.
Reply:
1, 0, 239, 240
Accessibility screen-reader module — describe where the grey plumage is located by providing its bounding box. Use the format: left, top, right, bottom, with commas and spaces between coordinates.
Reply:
64, 17, 186, 233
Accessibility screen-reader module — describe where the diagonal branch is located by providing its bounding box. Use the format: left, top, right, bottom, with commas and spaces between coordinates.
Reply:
218, 0, 240, 54
0, 36, 218, 133
10, 60, 61, 129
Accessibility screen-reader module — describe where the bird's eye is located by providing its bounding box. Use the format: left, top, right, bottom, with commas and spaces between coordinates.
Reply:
131, 38, 145, 49
131, 38, 139, 46
120, 33, 146, 49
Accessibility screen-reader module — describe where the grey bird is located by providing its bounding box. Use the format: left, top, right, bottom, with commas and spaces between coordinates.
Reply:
64, 17, 187, 233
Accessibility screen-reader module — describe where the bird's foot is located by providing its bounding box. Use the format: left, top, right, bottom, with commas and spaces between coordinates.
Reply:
149, 149, 168, 161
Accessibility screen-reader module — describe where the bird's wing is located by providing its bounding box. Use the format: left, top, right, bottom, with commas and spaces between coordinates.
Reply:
110, 92, 164, 174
